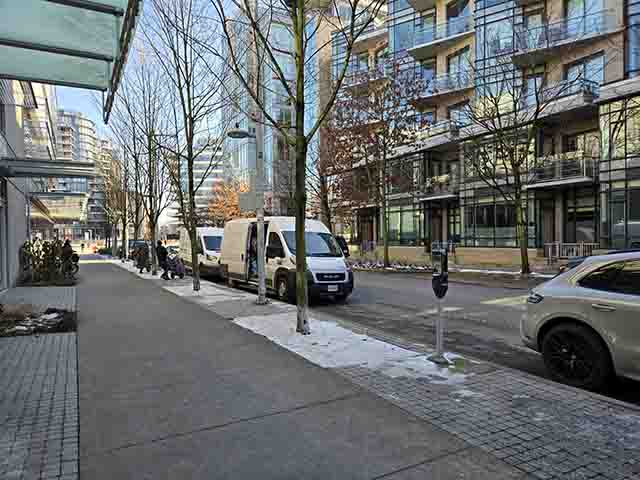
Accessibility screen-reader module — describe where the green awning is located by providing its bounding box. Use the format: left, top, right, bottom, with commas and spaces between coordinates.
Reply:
0, 0, 141, 122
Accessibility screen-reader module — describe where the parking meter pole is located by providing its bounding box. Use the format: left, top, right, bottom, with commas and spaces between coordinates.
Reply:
429, 246, 450, 366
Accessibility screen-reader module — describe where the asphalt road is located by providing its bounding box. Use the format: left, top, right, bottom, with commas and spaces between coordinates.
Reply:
312, 270, 640, 405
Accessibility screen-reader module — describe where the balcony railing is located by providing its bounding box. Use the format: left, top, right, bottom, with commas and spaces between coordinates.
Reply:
531, 150, 597, 184
420, 70, 473, 98
343, 64, 388, 87
426, 119, 461, 137
415, 16, 473, 47
520, 78, 599, 109
420, 172, 460, 197
514, 11, 615, 54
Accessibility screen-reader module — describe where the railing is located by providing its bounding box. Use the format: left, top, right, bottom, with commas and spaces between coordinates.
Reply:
520, 78, 599, 109
420, 70, 473, 97
531, 150, 597, 183
425, 119, 461, 137
343, 64, 388, 87
361, 240, 377, 253
415, 16, 473, 46
545, 242, 598, 259
515, 11, 615, 53
431, 240, 457, 254
421, 172, 460, 196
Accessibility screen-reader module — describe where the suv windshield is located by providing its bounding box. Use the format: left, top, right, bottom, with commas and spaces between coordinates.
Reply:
281, 231, 343, 257
202, 236, 222, 252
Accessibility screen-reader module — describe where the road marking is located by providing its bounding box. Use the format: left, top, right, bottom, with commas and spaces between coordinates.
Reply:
418, 307, 463, 316
482, 295, 528, 308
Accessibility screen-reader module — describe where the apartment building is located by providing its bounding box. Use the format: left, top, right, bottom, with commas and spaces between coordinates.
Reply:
334, 0, 638, 267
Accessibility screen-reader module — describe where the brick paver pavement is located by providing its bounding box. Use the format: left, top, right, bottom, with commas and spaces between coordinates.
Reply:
0, 334, 79, 480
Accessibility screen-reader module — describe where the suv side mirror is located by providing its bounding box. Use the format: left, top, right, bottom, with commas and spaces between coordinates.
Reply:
266, 245, 284, 259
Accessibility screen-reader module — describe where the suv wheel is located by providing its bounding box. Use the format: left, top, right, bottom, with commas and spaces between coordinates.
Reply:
541, 323, 612, 391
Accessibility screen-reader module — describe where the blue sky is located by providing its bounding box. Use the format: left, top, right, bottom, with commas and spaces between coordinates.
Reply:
56, 86, 108, 137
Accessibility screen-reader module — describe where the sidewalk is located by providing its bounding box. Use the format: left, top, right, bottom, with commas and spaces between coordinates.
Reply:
77, 261, 529, 479
108, 258, 640, 480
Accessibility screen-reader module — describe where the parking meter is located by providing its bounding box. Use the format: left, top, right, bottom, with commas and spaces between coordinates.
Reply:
431, 248, 448, 299
429, 247, 449, 365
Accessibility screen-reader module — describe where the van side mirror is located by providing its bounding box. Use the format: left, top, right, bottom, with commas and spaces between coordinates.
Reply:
336, 236, 350, 257
266, 245, 284, 259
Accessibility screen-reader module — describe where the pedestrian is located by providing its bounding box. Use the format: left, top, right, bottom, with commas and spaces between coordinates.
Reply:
136, 243, 149, 274
156, 240, 169, 280
80, 242, 84, 252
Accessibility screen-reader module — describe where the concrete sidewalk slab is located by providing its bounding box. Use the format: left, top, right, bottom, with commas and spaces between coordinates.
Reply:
78, 262, 531, 480
81, 394, 468, 480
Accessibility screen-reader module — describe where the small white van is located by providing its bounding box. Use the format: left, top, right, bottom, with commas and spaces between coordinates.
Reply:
219, 216, 353, 302
179, 227, 224, 276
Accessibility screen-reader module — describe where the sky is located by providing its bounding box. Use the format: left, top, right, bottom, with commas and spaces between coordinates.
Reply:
55, 86, 109, 138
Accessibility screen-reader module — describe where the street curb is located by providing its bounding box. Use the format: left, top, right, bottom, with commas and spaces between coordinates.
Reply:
111, 259, 640, 413
316, 309, 640, 413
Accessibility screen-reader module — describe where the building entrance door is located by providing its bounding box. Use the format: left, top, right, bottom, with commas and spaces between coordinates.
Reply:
432, 208, 443, 243
541, 200, 555, 245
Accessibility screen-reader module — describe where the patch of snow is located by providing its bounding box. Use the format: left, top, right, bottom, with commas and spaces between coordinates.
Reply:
234, 313, 474, 384
234, 313, 419, 369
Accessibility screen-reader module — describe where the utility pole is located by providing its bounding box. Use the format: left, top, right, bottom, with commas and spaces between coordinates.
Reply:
252, 0, 267, 305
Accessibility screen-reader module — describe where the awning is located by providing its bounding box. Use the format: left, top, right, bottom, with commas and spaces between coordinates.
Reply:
0, 0, 142, 123
0, 157, 95, 178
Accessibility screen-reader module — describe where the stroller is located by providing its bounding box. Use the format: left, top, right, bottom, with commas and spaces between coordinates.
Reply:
166, 253, 186, 279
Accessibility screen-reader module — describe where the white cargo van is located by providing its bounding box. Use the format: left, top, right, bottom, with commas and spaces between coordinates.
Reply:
179, 227, 224, 276
219, 217, 353, 302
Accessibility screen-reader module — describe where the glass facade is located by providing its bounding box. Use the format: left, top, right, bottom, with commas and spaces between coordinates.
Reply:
599, 97, 640, 248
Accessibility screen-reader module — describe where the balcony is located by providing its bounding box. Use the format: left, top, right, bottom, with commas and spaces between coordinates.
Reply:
342, 64, 388, 91
512, 11, 618, 66
520, 78, 599, 118
407, 0, 436, 13
527, 151, 597, 189
419, 172, 460, 201
413, 70, 474, 107
353, 27, 388, 54
408, 16, 473, 61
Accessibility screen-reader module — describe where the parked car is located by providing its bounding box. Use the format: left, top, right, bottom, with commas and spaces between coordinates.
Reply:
560, 248, 640, 272
521, 251, 640, 391
179, 227, 223, 277
219, 216, 353, 302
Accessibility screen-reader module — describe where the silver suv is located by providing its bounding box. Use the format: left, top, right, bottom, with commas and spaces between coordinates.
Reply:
521, 252, 640, 391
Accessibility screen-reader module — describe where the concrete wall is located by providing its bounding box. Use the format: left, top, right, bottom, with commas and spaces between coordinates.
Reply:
353, 245, 543, 268
1, 81, 30, 288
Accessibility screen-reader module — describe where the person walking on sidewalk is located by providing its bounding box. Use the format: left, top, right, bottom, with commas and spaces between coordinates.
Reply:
136, 243, 149, 274
156, 240, 169, 280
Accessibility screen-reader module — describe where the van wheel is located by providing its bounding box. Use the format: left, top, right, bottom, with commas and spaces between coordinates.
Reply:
276, 275, 292, 303
541, 323, 612, 391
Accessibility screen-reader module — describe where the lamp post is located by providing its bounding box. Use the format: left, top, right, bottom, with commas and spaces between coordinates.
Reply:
228, 123, 268, 305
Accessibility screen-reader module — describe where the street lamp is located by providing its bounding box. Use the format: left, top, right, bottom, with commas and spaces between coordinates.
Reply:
227, 122, 268, 305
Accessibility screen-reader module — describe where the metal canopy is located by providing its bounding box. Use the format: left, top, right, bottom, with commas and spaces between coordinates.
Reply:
0, 0, 141, 123
0, 157, 95, 178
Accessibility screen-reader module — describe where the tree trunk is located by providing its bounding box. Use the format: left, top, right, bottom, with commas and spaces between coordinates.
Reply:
121, 216, 128, 262
189, 222, 201, 291
150, 219, 158, 276
381, 193, 389, 267
515, 194, 531, 275
295, 136, 310, 334
112, 225, 118, 259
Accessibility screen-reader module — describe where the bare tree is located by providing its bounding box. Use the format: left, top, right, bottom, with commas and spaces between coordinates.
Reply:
209, 0, 386, 334
143, 0, 232, 291
329, 60, 426, 266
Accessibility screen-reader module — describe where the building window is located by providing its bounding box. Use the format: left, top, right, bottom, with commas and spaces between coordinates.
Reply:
448, 101, 470, 125
565, 53, 604, 90
626, 0, 640, 77
387, 203, 424, 246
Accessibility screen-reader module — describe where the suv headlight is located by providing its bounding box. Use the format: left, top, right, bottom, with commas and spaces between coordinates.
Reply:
527, 292, 544, 304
